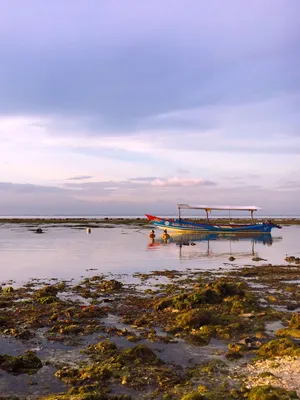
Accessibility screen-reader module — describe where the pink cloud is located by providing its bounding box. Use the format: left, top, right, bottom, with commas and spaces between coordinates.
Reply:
150, 177, 212, 187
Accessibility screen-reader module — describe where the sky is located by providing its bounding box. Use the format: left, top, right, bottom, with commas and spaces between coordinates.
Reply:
0, 0, 299, 216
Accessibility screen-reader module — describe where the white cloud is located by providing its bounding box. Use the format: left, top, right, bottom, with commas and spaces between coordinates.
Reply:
150, 177, 213, 187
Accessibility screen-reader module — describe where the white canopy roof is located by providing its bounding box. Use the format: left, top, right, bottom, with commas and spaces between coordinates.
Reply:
177, 204, 261, 211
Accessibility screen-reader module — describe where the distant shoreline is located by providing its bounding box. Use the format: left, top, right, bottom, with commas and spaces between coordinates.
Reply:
0, 217, 300, 225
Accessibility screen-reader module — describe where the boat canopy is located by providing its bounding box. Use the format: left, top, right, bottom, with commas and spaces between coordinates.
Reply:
177, 204, 261, 212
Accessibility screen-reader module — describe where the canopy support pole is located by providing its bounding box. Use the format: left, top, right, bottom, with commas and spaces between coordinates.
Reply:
251, 210, 254, 222
206, 209, 209, 222
178, 205, 181, 220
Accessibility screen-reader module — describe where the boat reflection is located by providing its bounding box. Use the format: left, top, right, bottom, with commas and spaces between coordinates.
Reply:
148, 232, 282, 259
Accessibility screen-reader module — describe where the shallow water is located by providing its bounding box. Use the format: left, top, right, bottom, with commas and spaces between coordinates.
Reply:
0, 224, 299, 285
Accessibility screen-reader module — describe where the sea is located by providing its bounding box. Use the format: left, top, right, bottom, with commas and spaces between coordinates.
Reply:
0, 220, 299, 285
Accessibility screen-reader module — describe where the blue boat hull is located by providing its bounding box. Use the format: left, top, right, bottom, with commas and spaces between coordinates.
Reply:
145, 214, 279, 233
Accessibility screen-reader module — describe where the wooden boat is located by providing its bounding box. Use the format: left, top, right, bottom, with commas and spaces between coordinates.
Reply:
145, 204, 282, 233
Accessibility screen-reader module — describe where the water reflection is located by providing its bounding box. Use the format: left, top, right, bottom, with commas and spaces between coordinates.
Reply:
148, 232, 282, 259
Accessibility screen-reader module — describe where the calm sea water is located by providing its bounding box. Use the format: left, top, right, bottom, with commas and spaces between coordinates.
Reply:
0, 224, 299, 285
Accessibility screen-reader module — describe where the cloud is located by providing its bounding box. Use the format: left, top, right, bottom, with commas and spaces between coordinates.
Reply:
67, 175, 93, 181
62, 176, 216, 192
0, 179, 299, 216
0, 182, 64, 194
0, 0, 299, 133
129, 177, 159, 182
150, 177, 215, 187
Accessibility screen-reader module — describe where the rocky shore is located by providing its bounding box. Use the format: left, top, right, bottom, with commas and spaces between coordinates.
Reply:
0, 250, 300, 399
0, 217, 299, 227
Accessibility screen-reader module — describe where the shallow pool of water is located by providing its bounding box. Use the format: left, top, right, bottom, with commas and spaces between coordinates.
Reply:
0, 223, 299, 284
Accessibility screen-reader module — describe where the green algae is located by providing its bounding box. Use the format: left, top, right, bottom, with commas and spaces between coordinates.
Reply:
0, 351, 42, 374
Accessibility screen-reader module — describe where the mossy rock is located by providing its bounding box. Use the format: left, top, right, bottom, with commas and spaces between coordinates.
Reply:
0, 351, 42, 374
57, 324, 84, 335
225, 351, 243, 360
154, 296, 174, 311
3, 286, 14, 294
87, 339, 117, 354
200, 359, 228, 375
285, 256, 296, 263
275, 328, 300, 339
0, 316, 9, 327
55, 365, 111, 384
247, 385, 299, 399
98, 280, 123, 292
42, 383, 114, 399
252, 257, 264, 262
122, 344, 160, 365
37, 296, 58, 304
181, 392, 205, 400
155, 279, 247, 311
74, 306, 106, 319
228, 343, 244, 353
209, 280, 245, 297
176, 310, 212, 330
34, 285, 58, 298
289, 313, 300, 329
190, 325, 216, 343
257, 338, 300, 358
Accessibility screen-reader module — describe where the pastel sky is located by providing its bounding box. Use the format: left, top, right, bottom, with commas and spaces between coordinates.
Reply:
0, 0, 299, 216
